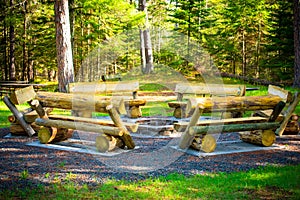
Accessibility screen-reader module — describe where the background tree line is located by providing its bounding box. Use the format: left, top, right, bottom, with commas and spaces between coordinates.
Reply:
0, 0, 299, 87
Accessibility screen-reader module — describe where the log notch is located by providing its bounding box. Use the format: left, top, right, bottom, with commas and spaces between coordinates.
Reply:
239, 130, 276, 147
3, 96, 35, 136
38, 126, 73, 144
106, 105, 135, 149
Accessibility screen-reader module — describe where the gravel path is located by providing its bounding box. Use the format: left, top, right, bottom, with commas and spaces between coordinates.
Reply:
0, 127, 299, 190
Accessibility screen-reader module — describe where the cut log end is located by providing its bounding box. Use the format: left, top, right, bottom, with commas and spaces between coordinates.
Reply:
38, 126, 73, 144
201, 135, 217, 153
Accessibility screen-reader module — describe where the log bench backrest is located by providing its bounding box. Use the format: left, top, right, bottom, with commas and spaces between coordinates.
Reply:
174, 83, 246, 101
68, 81, 139, 99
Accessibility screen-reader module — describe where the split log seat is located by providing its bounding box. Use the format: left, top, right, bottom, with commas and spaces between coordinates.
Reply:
68, 81, 146, 118
178, 85, 299, 153
168, 83, 246, 118
4, 86, 137, 152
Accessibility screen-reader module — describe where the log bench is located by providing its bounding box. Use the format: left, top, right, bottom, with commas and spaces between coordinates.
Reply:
168, 83, 246, 118
67, 81, 146, 118
3, 86, 137, 152
178, 85, 299, 153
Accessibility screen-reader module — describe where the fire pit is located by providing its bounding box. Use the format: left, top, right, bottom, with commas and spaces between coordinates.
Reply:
123, 117, 180, 137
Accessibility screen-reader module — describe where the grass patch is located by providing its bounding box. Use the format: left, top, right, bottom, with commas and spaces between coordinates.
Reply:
0, 164, 299, 199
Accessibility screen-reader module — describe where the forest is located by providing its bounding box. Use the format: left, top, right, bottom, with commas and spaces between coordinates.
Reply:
0, 0, 299, 88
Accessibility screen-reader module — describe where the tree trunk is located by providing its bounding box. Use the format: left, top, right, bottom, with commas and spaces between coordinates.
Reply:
55, 0, 74, 92
9, 0, 16, 81
294, 0, 300, 88
138, 0, 154, 74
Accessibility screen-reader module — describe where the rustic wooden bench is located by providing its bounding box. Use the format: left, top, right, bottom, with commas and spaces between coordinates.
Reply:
67, 81, 146, 118
177, 85, 299, 153
0, 81, 47, 97
168, 83, 246, 118
3, 86, 137, 152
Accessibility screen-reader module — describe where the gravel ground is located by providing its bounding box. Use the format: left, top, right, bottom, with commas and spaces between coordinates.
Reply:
0, 127, 299, 190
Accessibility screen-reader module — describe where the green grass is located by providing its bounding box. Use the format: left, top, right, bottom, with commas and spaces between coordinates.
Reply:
0, 164, 299, 199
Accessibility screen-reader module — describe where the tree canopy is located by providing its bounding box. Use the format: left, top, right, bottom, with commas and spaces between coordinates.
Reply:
0, 0, 298, 87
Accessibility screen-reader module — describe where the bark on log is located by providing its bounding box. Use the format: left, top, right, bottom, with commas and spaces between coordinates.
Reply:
3, 96, 35, 137
36, 92, 124, 114
179, 107, 203, 149
48, 114, 138, 132
190, 122, 280, 135
106, 105, 135, 149
239, 130, 276, 147
9, 123, 41, 135
174, 116, 268, 132
191, 134, 217, 153
186, 95, 283, 115
35, 118, 123, 137
29, 99, 48, 119
38, 126, 73, 144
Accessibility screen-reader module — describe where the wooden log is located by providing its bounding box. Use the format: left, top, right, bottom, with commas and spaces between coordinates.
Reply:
253, 110, 284, 122
49, 114, 139, 132
68, 81, 139, 95
186, 95, 283, 115
174, 116, 268, 132
29, 99, 48, 119
191, 134, 217, 153
126, 99, 146, 107
276, 92, 300, 136
9, 123, 41, 135
106, 105, 135, 149
7, 108, 34, 123
239, 130, 276, 147
127, 106, 142, 118
268, 85, 292, 103
35, 118, 123, 137
95, 135, 115, 152
38, 126, 73, 144
283, 121, 300, 135
168, 101, 187, 108
190, 122, 280, 135
268, 101, 286, 122
36, 92, 125, 114
9, 86, 36, 105
3, 96, 35, 137
179, 107, 203, 149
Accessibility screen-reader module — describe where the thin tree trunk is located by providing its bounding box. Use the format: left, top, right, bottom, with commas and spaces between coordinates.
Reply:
55, 0, 74, 92
294, 0, 300, 88
22, 1, 28, 81
9, 0, 16, 81
2, 0, 8, 80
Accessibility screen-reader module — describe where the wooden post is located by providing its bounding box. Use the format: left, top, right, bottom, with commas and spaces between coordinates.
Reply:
3, 96, 35, 137
106, 105, 135, 149
276, 92, 300, 136
179, 106, 203, 149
